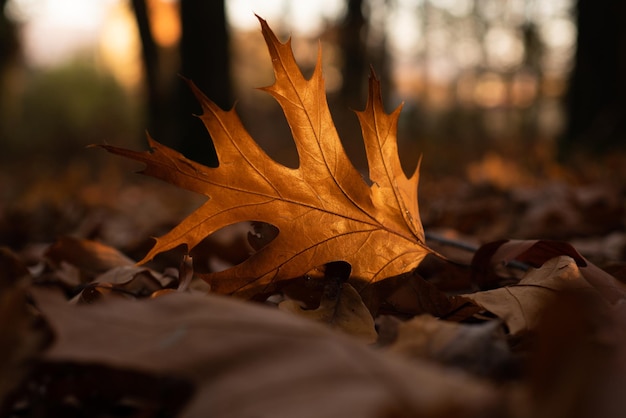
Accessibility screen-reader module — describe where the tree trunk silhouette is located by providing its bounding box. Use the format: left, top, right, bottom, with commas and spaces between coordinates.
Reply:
179, 0, 232, 166
130, 0, 164, 139
334, 0, 391, 170
0, 0, 20, 143
0, 0, 18, 74
560, 0, 626, 156
339, 0, 368, 109
131, 0, 232, 166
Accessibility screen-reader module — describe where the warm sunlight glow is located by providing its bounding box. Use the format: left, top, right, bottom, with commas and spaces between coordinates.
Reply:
4, 0, 575, 117
474, 73, 506, 108
226, 0, 345, 35
7, 0, 114, 66
484, 27, 524, 71
149, 0, 180, 48
99, 2, 142, 88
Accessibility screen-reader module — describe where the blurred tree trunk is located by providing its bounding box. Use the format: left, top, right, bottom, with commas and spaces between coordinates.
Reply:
131, 0, 231, 166
560, 0, 626, 156
0, 0, 19, 143
0, 0, 18, 73
338, 0, 391, 103
335, 0, 392, 169
179, 0, 232, 166
339, 0, 368, 108
130, 0, 163, 137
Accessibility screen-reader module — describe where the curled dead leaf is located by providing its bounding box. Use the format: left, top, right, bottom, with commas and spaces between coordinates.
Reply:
471, 239, 626, 302
465, 255, 626, 335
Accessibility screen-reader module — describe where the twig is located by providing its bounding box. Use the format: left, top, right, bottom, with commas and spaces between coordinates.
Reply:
425, 231, 529, 272
425, 231, 479, 253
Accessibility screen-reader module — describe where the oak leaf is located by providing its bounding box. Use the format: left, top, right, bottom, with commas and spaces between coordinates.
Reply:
102, 17, 431, 297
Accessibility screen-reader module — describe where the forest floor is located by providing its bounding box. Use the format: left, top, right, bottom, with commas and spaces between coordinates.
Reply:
1, 147, 626, 417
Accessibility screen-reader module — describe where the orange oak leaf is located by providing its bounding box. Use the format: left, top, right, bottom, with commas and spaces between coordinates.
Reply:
102, 17, 431, 297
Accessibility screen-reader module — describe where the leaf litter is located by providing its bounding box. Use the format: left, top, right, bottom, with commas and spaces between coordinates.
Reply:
1, 16, 626, 418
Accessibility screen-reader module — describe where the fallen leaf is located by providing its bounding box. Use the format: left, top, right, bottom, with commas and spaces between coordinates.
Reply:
279, 282, 377, 343
71, 265, 177, 303
387, 314, 513, 378
29, 288, 498, 418
471, 239, 626, 302
101, 17, 431, 298
0, 249, 50, 412
464, 255, 625, 335
45, 236, 135, 280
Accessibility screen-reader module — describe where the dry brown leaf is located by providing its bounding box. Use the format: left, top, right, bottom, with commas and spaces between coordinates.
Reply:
279, 282, 377, 343
0, 249, 50, 412
45, 236, 135, 279
70, 266, 178, 303
471, 239, 626, 302
464, 255, 625, 335
101, 17, 430, 297
387, 314, 512, 378
30, 288, 498, 418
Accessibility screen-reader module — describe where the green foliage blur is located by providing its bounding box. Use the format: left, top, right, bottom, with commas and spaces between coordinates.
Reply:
1, 58, 142, 163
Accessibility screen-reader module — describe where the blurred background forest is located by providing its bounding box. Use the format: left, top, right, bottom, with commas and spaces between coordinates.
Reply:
1, 0, 626, 215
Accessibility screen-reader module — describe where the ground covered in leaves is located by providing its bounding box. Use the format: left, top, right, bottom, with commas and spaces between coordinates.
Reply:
2, 150, 626, 418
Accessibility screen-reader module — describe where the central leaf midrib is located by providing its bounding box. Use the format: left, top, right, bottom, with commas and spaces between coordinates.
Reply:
271, 47, 380, 231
